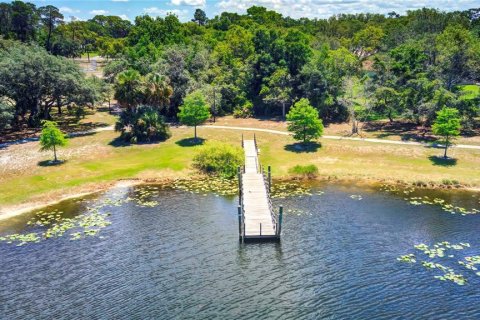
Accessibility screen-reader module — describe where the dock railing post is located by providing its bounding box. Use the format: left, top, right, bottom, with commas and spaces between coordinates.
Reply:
260, 223, 262, 236
277, 206, 283, 236
238, 166, 242, 205
238, 206, 242, 241
268, 166, 271, 193
241, 134, 244, 148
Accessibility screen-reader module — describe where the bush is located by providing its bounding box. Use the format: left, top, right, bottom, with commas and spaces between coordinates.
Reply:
233, 101, 253, 118
289, 164, 319, 179
193, 142, 244, 179
115, 105, 171, 143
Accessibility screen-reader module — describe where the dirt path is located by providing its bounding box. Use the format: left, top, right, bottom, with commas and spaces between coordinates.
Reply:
200, 125, 480, 150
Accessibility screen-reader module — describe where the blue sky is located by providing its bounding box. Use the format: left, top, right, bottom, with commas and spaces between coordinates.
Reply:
30, 0, 480, 22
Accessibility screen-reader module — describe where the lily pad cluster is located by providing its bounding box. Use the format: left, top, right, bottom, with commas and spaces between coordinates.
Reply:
126, 186, 161, 207
172, 177, 238, 196
380, 184, 479, 216
398, 241, 479, 285
406, 196, 479, 215
0, 207, 112, 246
271, 182, 312, 199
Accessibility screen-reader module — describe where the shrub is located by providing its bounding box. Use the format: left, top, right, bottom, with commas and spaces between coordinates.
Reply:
193, 142, 244, 179
115, 105, 171, 143
233, 101, 253, 118
289, 164, 319, 179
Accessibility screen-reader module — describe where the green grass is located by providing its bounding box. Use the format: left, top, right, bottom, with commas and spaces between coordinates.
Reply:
289, 164, 319, 178
2, 123, 480, 207
80, 51, 99, 59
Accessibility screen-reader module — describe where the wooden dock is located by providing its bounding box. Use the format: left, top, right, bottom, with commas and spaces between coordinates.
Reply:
238, 135, 283, 242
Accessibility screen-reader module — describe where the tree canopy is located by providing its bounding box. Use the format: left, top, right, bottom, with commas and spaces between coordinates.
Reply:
286, 98, 324, 144
432, 107, 461, 158
177, 91, 210, 140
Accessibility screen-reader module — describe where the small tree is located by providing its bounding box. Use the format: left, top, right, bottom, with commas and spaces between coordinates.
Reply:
432, 107, 461, 158
178, 91, 211, 141
39, 121, 68, 162
286, 98, 324, 144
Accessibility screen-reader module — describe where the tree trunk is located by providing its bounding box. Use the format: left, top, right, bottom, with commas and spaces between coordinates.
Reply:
388, 109, 393, 123
444, 135, 449, 159
58, 105, 62, 115
53, 144, 57, 162
194, 125, 197, 140
282, 102, 285, 120
303, 124, 306, 144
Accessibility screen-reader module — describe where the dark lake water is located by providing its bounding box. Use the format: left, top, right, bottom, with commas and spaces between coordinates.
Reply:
1, 183, 480, 319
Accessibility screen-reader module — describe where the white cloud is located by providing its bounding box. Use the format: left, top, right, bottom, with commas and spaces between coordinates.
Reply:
170, 0, 205, 6
143, 7, 189, 20
216, 0, 480, 19
59, 6, 79, 14
119, 14, 130, 21
90, 10, 109, 15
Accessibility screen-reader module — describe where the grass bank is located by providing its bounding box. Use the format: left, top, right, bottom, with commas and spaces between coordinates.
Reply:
1, 116, 480, 214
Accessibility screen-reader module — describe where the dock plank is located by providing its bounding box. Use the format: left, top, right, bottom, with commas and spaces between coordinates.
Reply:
240, 140, 277, 239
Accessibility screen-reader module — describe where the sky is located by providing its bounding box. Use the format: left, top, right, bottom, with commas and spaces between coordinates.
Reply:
29, 0, 480, 22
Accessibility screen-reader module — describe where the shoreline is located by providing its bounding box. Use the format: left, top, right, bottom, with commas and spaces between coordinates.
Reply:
1, 174, 478, 222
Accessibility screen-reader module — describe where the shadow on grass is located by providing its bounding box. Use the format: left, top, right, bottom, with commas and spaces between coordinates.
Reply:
38, 159, 67, 167
108, 136, 169, 148
428, 155, 457, 167
175, 137, 205, 147
284, 142, 322, 153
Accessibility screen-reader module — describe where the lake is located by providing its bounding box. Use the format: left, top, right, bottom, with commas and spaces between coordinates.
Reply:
1, 182, 480, 319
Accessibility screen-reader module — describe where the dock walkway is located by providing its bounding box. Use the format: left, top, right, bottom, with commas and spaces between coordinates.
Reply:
238, 137, 282, 242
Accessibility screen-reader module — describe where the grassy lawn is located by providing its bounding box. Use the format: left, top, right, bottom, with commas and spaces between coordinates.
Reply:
1, 120, 480, 208
456, 84, 480, 100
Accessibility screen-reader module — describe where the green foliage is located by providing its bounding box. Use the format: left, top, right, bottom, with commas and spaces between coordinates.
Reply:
0, 99, 14, 130
2, 2, 480, 132
289, 164, 319, 179
114, 69, 143, 108
192, 142, 244, 179
0, 42, 100, 127
432, 107, 461, 158
115, 105, 171, 143
233, 101, 253, 118
286, 98, 324, 143
178, 91, 210, 139
39, 121, 67, 161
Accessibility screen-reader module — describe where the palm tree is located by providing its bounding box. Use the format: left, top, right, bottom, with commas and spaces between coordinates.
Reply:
114, 69, 143, 109
144, 73, 173, 111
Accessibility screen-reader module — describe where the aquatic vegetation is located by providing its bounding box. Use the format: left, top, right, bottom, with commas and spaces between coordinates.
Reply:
397, 254, 416, 263
349, 195, 363, 200
271, 182, 312, 199
380, 184, 479, 216
398, 241, 477, 286
172, 177, 238, 196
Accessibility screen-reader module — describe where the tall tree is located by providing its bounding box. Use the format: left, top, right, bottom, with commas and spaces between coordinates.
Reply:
177, 91, 210, 141
432, 107, 461, 158
114, 69, 143, 109
38, 5, 63, 52
192, 9, 207, 26
260, 67, 292, 119
10, 0, 38, 42
144, 73, 173, 111
286, 98, 324, 144
39, 120, 68, 163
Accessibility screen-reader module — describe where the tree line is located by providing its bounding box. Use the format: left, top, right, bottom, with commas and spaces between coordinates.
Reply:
0, 1, 479, 135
